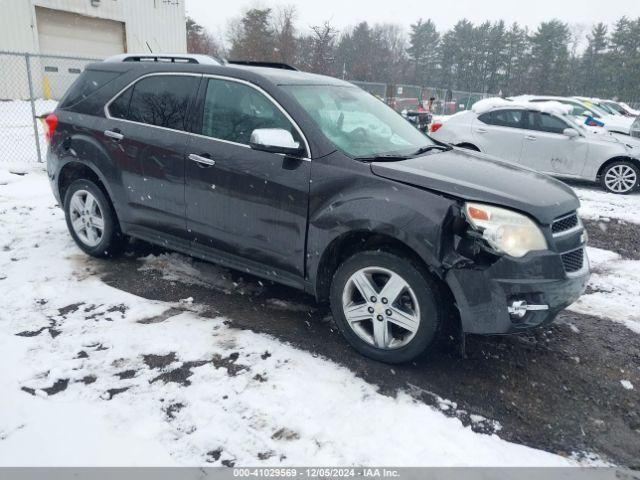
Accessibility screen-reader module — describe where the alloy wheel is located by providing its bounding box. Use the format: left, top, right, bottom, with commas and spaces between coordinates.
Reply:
69, 190, 105, 247
604, 164, 637, 193
341, 266, 421, 350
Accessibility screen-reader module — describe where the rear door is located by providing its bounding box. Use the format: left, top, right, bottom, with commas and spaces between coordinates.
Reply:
99, 73, 201, 239
519, 111, 588, 176
184, 77, 311, 279
472, 109, 526, 163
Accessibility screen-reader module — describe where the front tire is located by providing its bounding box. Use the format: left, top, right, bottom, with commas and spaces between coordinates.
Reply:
600, 161, 639, 194
64, 179, 125, 257
330, 251, 442, 364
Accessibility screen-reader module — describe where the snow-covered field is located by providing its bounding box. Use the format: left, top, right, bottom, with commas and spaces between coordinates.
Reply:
1, 99, 639, 466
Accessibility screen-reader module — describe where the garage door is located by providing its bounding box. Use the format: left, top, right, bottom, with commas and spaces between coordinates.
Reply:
36, 7, 125, 57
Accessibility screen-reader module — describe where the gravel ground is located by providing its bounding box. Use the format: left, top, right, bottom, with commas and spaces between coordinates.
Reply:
584, 218, 640, 261
98, 238, 640, 467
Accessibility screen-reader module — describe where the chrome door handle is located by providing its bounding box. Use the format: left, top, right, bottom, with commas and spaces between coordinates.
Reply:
188, 153, 216, 167
104, 130, 124, 141
525, 135, 537, 141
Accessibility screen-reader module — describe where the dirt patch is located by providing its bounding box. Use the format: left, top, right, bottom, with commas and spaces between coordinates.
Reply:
164, 402, 185, 420
137, 308, 184, 324
150, 360, 209, 386
584, 218, 640, 260
104, 387, 129, 400
272, 428, 300, 441
21, 378, 69, 396
143, 352, 178, 369
115, 369, 137, 380
151, 353, 248, 386
58, 303, 84, 316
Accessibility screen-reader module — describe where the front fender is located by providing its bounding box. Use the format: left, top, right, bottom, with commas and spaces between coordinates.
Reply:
307, 174, 457, 295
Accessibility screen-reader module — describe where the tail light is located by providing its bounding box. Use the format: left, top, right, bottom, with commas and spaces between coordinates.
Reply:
43, 113, 58, 142
430, 122, 443, 133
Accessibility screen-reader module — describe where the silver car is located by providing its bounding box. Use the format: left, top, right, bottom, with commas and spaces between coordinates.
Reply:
431, 99, 640, 194
632, 116, 640, 139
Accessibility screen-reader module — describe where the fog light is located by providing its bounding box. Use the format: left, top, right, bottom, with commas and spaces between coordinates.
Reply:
508, 300, 549, 319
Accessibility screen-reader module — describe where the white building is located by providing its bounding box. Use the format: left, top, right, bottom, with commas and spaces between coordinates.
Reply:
0, 0, 187, 99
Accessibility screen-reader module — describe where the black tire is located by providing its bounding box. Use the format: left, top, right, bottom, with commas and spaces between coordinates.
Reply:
330, 251, 442, 364
63, 179, 125, 258
600, 160, 639, 194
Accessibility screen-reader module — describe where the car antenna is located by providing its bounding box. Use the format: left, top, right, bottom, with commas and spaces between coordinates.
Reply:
146, 42, 154, 53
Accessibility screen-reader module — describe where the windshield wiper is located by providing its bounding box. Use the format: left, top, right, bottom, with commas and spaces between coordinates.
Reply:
412, 145, 452, 156
356, 154, 410, 162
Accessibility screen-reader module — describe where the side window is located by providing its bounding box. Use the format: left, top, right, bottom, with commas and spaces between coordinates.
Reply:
201, 78, 297, 145
108, 75, 199, 131
478, 110, 524, 129
108, 86, 133, 119
528, 112, 569, 134
59, 70, 121, 109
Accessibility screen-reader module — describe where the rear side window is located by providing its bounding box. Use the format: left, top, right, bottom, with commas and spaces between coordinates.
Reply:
59, 70, 121, 109
108, 75, 199, 131
478, 109, 524, 128
200, 78, 296, 145
527, 112, 568, 134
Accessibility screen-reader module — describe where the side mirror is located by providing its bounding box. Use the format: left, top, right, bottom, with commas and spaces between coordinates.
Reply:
249, 128, 304, 157
563, 128, 579, 138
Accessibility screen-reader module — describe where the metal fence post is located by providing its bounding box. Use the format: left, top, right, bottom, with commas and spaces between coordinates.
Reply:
25, 53, 43, 164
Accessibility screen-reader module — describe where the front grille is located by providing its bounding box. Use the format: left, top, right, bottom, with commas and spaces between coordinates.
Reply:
562, 248, 584, 273
552, 213, 579, 234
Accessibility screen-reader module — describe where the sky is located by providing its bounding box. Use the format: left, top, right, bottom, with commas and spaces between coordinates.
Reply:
186, 0, 640, 41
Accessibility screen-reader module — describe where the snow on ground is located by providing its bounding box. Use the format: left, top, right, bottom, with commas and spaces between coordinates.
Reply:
570, 247, 640, 334
575, 185, 640, 225
0, 169, 582, 466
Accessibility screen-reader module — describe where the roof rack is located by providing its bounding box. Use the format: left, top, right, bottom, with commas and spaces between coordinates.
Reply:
104, 54, 222, 66
226, 60, 298, 71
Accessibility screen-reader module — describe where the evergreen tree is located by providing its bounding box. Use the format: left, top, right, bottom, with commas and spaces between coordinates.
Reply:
529, 20, 571, 95
407, 19, 440, 85
228, 9, 275, 61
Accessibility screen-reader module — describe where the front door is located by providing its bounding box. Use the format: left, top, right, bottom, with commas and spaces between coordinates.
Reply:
99, 73, 201, 238
185, 77, 311, 279
519, 111, 588, 176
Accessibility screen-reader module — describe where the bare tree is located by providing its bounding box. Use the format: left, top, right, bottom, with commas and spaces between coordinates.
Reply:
273, 5, 298, 64
304, 21, 339, 75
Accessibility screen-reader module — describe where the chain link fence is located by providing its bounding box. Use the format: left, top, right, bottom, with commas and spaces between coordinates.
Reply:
0, 51, 101, 166
350, 80, 494, 116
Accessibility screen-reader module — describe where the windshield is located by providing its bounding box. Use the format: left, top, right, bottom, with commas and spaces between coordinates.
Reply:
562, 114, 590, 131
285, 85, 434, 158
578, 101, 610, 118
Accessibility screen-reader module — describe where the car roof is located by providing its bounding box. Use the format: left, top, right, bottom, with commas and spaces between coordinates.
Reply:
87, 60, 352, 87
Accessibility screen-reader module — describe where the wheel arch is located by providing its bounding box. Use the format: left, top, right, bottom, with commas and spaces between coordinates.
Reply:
314, 230, 449, 303
596, 156, 640, 178
57, 161, 119, 219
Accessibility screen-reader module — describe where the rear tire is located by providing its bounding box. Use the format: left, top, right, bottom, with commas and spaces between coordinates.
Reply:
64, 179, 125, 258
600, 160, 639, 194
330, 251, 442, 364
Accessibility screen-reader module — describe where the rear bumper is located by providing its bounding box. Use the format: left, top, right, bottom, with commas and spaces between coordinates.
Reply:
445, 249, 590, 335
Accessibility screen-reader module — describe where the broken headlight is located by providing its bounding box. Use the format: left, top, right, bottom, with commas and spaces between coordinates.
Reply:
463, 203, 548, 258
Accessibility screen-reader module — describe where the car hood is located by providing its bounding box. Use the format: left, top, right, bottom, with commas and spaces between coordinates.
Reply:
371, 149, 579, 225
585, 128, 640, 153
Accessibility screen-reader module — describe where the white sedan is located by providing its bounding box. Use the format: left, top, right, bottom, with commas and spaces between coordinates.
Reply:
430, 98, 640, 194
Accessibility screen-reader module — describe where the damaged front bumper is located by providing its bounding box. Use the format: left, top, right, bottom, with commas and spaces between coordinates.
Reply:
445, 248, 590, 335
